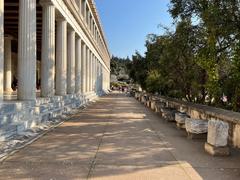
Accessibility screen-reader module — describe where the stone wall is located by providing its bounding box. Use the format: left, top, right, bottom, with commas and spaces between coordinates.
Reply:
158, 95, 240, 148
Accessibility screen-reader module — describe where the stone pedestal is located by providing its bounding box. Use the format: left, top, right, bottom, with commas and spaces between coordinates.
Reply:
40, 0, 55, 97
18, 0, 36, 100
56, 18, 67, 96
205, 120, 230, 156
205, 142, 230, 156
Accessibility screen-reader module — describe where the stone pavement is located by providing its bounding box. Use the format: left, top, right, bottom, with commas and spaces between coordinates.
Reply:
0, 92, 240, 180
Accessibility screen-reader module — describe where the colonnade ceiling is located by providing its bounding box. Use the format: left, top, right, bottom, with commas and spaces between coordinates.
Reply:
5, 0, 42, 60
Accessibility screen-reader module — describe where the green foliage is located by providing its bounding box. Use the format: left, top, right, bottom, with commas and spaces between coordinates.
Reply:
128, 52, 148, 89
123, 0, 240, 111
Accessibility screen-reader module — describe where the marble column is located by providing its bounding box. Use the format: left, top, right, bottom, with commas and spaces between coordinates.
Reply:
18, 0, 36, 100
0, 0, 3, 99
94, 57, 97, 92
81, 43, 86, 93
4, 36, 13, 92
97, 60, 99, 92
99, 63, 103, 91
67, 29, 76, 94
56, 18, 67, 96
83, 0, 87, 20
98, 61, 100, 92
40, 0, 55, 97
89, 52, 93, 91
75, 37, 82, 94
92, 55, 95, 91
86, 47, 89, 92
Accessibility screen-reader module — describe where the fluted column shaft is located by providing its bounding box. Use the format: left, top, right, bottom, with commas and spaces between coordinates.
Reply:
18, 0, 36, 100
98, 62, 100, 92
86, 48, 89, 92
100, 63, 102, 92
40, 1, 55, 97
4, 36, 13, 92
92, 55, 95, 91
89, 51, 92, 91
75, 37, 82, 94
92, 56, 95, 92
0, 0, 3, 99
94, 57, 97, 92
81, 43, 86, 93
56, 19, 67, 96
67, 29, 76, 94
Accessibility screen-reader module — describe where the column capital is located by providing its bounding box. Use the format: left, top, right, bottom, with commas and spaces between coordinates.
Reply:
67, 26, 75, 33
39, 0, 54, 7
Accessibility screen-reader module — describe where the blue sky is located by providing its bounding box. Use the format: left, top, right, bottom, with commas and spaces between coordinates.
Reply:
95, 0, 172, 58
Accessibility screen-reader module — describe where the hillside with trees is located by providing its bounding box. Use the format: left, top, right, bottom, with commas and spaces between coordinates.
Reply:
110, 56, 131, 82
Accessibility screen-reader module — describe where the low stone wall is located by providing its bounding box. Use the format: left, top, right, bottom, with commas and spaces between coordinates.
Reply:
134, 91, 240, 156
156, 96, 240, 149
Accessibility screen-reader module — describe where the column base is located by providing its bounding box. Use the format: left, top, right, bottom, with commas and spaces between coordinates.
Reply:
4, 88, 13, 93
204, 142, 230, 156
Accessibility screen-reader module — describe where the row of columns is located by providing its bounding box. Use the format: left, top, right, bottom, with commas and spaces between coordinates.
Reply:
0, 0, 108, 100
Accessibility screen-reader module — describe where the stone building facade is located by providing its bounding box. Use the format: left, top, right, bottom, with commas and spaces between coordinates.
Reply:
0, 0, 111, 140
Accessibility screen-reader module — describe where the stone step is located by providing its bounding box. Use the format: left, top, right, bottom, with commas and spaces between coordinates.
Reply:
0, 117, 41, 141
0, 101, 34, 115
49, 96, 63, 102
35, 98, 51, 106
0, 124, 17, 141
34, 104, 50, 115
49, 108, 64, 119
0, 112, 18, 126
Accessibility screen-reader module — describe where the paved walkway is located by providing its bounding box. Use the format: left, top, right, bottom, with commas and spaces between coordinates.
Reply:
0, 93, 240, 180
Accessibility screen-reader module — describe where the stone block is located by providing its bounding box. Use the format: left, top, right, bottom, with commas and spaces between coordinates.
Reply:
0, 113, 18, 126
161, 108, 177, 122
176, 122, 185, 129
232, 124, 240, 148
150, 101, 156, 110
207, 120, 229, 147
175, 113, 189, 124
185, 118, 208, 134
0, 103, 16, 115
205, 142, 230, 156
0, 125, 17, 141
141, 96, 146, 104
